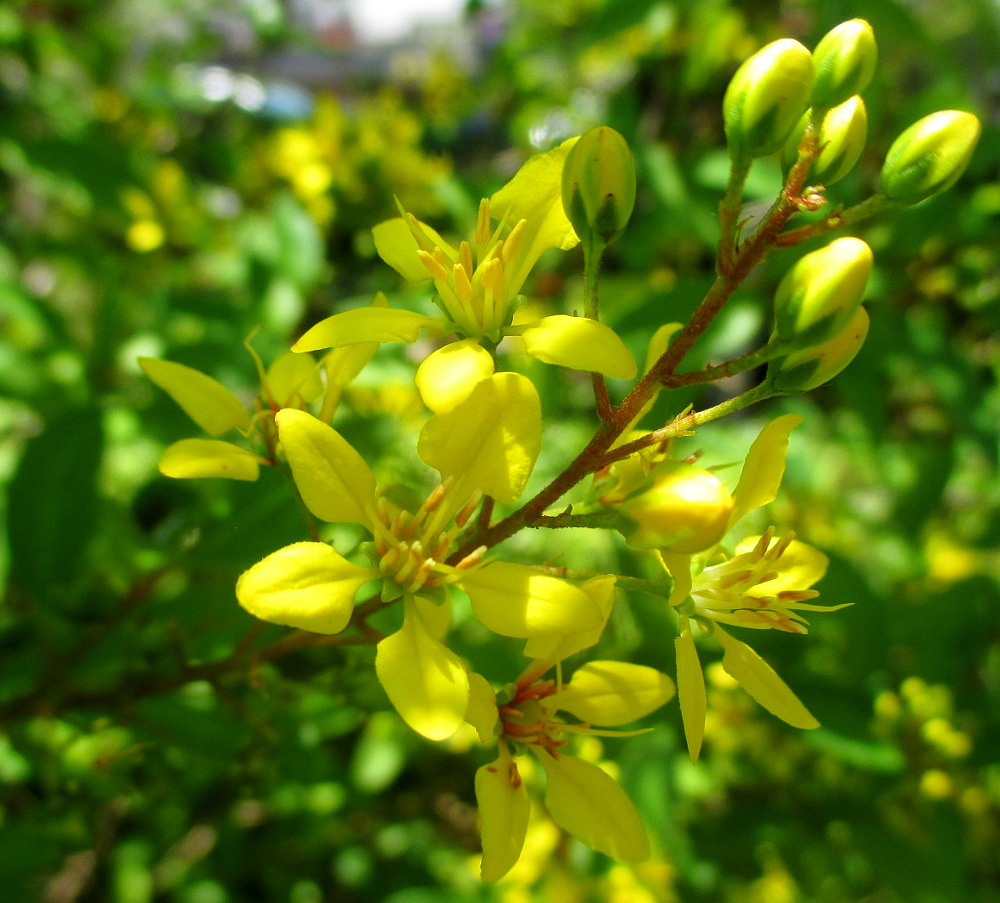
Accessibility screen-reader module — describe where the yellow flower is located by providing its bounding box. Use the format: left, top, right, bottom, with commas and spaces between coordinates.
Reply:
658, 415, 848, 759
139, 336, 373, 481
292, 139, 636, 412
470, 577, 675, 881
236, 373, 605, 742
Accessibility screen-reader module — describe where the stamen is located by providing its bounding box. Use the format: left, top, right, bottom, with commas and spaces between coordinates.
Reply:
417, 249, 449, 282
456, 545, 488, 569
503, 219, 527, 262
475, 198, 491, 247
453, 262, 474, 305
459, 240, 474, 279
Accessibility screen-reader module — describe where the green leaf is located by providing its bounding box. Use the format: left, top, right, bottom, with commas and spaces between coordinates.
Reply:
8, 408, 103, 596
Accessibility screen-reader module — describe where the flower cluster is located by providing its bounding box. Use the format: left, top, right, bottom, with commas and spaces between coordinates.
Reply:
141, 18, 979, 883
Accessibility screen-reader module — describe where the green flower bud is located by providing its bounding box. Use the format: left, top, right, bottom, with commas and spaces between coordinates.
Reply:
879, 110, 981, 205
782, 96, 868, 185
723, 39, 814, 163
774, 236, 872, 346
769, 306, 869, 393
810, 19, 877, 110
619, 461, 734, 553
561, 126, 636, 246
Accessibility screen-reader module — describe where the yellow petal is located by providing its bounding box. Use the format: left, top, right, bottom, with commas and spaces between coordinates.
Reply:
657, 551, 693, 607
716, 626, 819, 729
460, 562, 603, 638
476, 747, 529, 882
412, 593, 451, 642
734, 536, 829, 592
730, 414, 803, 526
632, 322, 683, 425
265, 351, 323, 405
523, 575, 616, 663
553, 661, 675, 727
536, 749, 650, 863
373, 217, 455, 282
675, 621, 707, 761
466, 671, 500, 745
236, 541, 375, 634
293, 307, 439, 353
139, 357, 251, 436
275, 409, 376, 528
415, 339, 495, 413
418, 372, 541, 504
490, 137, 580, 296
375, 599, 470, 741
159, 438, 260, 481
515, 316, 637, 379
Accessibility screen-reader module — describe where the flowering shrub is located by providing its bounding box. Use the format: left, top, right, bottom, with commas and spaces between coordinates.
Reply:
141, 19, 981, 882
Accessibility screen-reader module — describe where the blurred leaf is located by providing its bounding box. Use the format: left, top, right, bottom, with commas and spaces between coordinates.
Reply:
7, 408, 103, 597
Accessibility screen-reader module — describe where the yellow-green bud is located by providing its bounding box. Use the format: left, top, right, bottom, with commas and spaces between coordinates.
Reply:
561, 126, 636, 246
774, 236, 872, 345
723, 39, 813, 163
810, 19, 877, 110
769, 306, 869, 392
879, 110, 981, 205
782, 96, 868, 185
619, 461, 734, 553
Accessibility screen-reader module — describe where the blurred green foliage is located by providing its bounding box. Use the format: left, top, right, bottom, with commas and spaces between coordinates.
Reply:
2, 0, 999, 900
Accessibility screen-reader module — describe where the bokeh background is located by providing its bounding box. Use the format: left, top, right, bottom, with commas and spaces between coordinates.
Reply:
2, 0, 999, 900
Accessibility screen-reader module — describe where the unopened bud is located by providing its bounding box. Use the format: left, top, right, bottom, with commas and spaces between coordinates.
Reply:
879, 110, 981, 205
769, 306, 869, 392
724, 39, 813, 163
619, 461, 734, 553
774, 237, 872, 346
783, 96, 867, 186
811, 19, 877, 110
561, 126, 637, 246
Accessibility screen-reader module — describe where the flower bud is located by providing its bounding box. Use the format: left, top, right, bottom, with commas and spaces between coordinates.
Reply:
774, 237, 872, 346
810, 19, 877, 110
723, 39, 814, 163
561, 126, 637, 246
879, 111, 981, 205
782, 96, 867, 186
768, 305, 869, 392
619, 461, 734, 553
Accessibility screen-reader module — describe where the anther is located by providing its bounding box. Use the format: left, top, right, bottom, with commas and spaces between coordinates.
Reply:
503, 219, 527, 262
475, 199, 492, 247
456, 545, 488, 569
